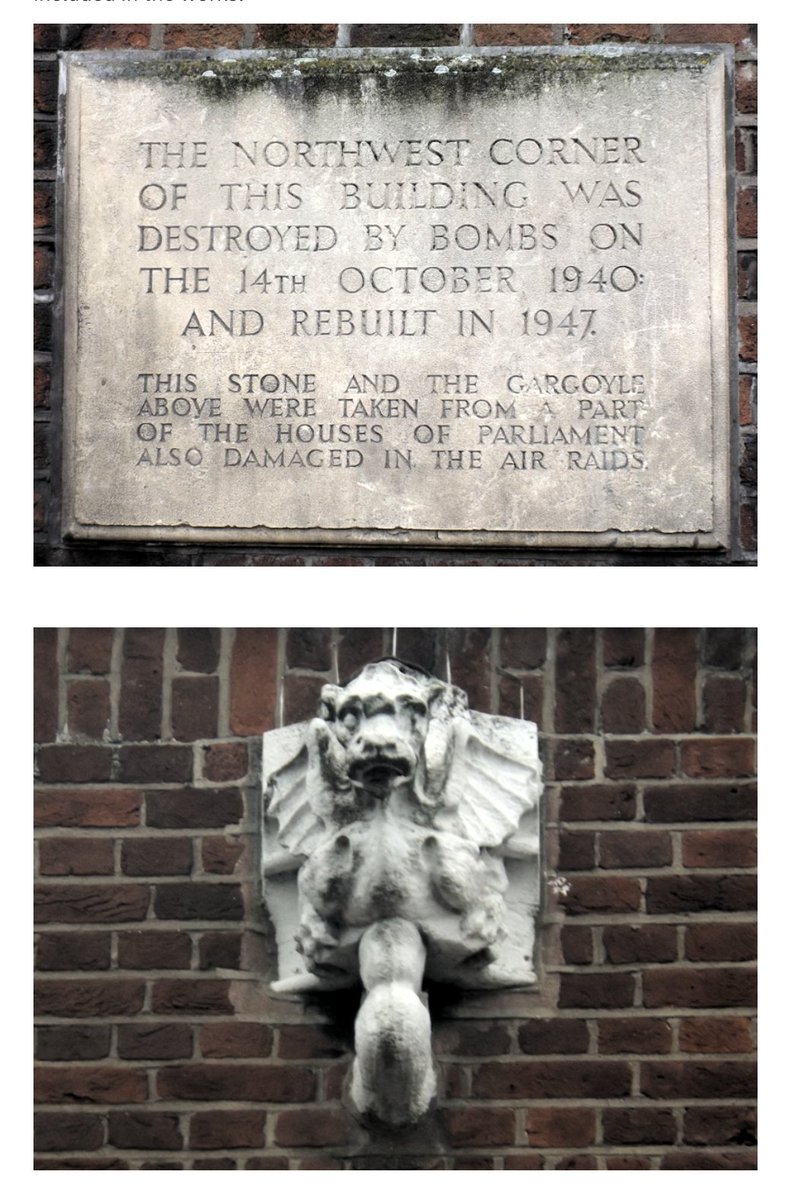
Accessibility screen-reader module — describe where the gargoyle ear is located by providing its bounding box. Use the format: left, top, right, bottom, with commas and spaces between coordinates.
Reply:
318, 684, 342, 723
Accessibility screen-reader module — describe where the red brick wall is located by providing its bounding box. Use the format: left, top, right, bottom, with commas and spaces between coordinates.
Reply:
34, 628, 757, 1169
34, 22, 757, 565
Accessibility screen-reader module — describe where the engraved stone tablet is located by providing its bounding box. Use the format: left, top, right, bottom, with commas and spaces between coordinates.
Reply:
61, 47, 731, 547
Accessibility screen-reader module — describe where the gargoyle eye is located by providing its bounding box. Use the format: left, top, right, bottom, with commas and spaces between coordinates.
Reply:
339, 709, 359, 732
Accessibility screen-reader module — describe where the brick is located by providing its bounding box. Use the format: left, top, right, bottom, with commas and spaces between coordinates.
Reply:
661, 1150, 757, 1169
277, 1024, 350, 1059
34, 363, 51, 411
34, 1158, 129, 1170
38, 837, 114, 875
68, 629, 114, 674
606, 1156, 653, 1169
35, 883, 149, 924
567, 24, 654, 43
561, 926, 593, 964
452, 1157, 495, 1169
230, 629, 278, 734
164, 24, 246, 49
598, 1018, 672, 1055
34, 61, 57, 114
202, 742, 249, 782
70, 25, 152, 49
119, 629, 164, 741
602, 1108, 676, 1144
679, 1017, 754, 1054
443, 1108, 516, 1147
603, 925, 677, 965
287, 628, 332, 670
683, 1105, 756, 1146
34, 419, 51, 472
644, 783, 756, 823
118, 1024, 193, 1061
190, 1110, 266, 1149
643, 967, 756, 1008
200, 1023, 273, 1058
646, 875, 757, 915
118, 931, 192, 970
500, 674, 543, 723
554, 1155, 597, 1169
35, 980, 144, 1018
177, 629, 220, 673
641, 1061, 756, 1100
122, 837, 193, 876
685, 923, 756, 962
703, 676, 747, 733
336, 628, 385, 680
108, 1113, 183, 1150
680, 738, 755, 779
37, 745, 113, 783
563, 876, 641, 915
737, 250, 757, 303
157, 1064, 315, 1102
561, 784, 636, 821
555, 630, 596, 732
652, 630, 696, 732
474, 25, 554, 46
34, 122, 56, 170
504, 1153, 546, 1169
172, 675, 219, 741
704, 630, 746, 671
201, 835, 245, 874
154, 882, 243, 921
500, 628, 547, 669
603, 629, 645, 668
36, 1025, 111, 1061
36, 932, 110, 971
283, 673, 327, 724
66, 679, 110, 740
192, 1158, 237, 1170
254, 25, 338, 48
524, 1107, 595, 1147
199, 931, 242, 970
351, 25, 461, 46
662, 24, 756, 49
737, 187, 757, 241
599, 831, 671, 868
145, 786, 242, 828
152, 980, 234, 1015
601, 677, 646, 734
518, 1019, 588, 1055
605, 739, 675, 779
35, 1113, 105, 1152
34, 25, 62, 49
35, 1067, 148, 1104
547, 737, 596, 780
559, 972, 635, 1009
275, 1108, 354, 1147
557, 831, 595, 870
118, 744, 193, 784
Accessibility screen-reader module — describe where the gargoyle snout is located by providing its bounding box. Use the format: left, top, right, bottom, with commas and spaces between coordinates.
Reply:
347, 714, 417, 782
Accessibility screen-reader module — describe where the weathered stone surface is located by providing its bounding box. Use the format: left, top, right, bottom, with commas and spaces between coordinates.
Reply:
62, 48, 731, 547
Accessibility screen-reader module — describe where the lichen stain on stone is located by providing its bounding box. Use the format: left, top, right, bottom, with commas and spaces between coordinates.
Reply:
81, 48, 716, 106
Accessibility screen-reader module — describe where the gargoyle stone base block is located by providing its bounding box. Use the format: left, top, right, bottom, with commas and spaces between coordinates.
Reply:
262, 660, 542, 1125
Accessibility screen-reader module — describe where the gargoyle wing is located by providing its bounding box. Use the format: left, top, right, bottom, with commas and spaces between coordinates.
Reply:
436, 718, 539, 851
265, 740, 323, 862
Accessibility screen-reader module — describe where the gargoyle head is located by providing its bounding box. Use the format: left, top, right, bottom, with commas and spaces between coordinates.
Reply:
318, 660, 467, 800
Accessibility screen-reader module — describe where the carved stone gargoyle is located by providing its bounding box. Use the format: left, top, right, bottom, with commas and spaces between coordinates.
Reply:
261, 660, 541, 1126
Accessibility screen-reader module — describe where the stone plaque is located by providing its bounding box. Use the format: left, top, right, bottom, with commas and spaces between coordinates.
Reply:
61, 47, 732, 547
